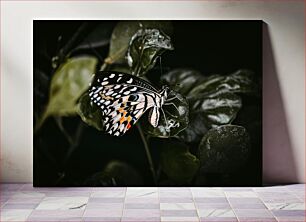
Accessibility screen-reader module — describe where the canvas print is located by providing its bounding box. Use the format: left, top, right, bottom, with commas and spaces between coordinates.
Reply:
34, 21, 262, 186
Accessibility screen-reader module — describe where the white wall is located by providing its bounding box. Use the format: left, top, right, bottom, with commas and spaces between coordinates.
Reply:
1, 1, 305, 183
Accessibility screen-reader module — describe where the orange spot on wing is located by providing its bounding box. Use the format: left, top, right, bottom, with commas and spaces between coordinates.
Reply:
127, 123, 131, 129
120, 117, 125, 124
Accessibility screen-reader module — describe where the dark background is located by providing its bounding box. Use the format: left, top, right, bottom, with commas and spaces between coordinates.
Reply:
34, 20, 262, 186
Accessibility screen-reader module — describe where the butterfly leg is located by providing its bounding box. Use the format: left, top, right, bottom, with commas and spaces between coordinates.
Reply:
160, 107, 170, 132
165, 96, 177, 102
164, 101, 179, 111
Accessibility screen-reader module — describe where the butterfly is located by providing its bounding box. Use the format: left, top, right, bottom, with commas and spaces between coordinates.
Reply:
88, 71, 171, 136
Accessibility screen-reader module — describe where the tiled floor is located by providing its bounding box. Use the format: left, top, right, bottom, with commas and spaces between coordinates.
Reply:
0, 184, 304, 222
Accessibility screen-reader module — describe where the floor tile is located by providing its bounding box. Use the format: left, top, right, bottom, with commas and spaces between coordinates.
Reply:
36, 196, 88, 210
10, 191, 45, 199
29, 209, 84, 217
86, 202, 123, 209
191, 188, 225, 197
276, 218, 306, 222
159, 190, 192, 198
91, 190, 125, 198
125, 203, 160, 209
225, 191, 258, 198
7, 197, 44, 204
227, 197, 263, 204
223, 187, 253, 191
43, 191, 91, 197
161, 209, 198, 217
160, 203, 196, 210
1, 183, 305, 222
196, 202, 231, 209
265, 202, 305, 210
27, 217, 83, 221
284, 184, 305, 191
83, 209, 123, 217
160, 197, 194, 203
0, 209, 33, 221
2, 203, 39, 209
122, 209, 160, 217
238, 218, 277, 222
198, 209, 235, 217
272, 209, 305, 217
1, 184, 24, 191
89, 197, 124, 203
162, 217, 199, 222
83, 217, 121, 222
199, 217, 238, 222
125, 187, 158, 198
230, 202, 266, 209
122, 217, 161, 221
234, 209, 274, 218
194, 197, 228, 203
125, 197, 159, 203
159, 188, 191, 192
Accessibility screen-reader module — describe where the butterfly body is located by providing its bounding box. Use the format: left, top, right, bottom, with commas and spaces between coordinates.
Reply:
89, 71, 169, 136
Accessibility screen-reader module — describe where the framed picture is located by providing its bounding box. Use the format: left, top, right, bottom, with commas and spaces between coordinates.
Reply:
34, 20, 262, 186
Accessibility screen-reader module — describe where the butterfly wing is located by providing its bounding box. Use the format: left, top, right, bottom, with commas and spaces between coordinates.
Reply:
89, 71, 160, 136
104, 93, 156, 136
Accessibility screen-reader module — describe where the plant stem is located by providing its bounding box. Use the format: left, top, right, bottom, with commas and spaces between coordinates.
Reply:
56, 22, 94, 63
55, 117, 74, 145
64, 121, 84, 164
136, 124, 157, 185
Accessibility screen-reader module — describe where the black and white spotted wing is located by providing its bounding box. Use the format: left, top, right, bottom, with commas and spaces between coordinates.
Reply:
88, 71, 167, 136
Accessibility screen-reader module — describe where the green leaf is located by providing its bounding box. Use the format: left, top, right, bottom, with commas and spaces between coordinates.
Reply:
198, 125, 251, 173
35, 56, 97, 131
179, 91, 241, 143
73, 23, 113, 52
190, 91, 242, 128
161, 140, 200, 183
107, 21, 173, 64
127, 29, 173, 76
188, 69, 258, 96
142, 90, 189, 138
161, 69, 204, 95
177, 114, 208, 143
105, 63, 131, 74
76, 92, 104, 131
84, 160, 143, 186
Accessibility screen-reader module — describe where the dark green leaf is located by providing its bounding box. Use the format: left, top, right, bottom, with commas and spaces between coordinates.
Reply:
198, 125, 251, 173
127, 29, 173, 76
76, 92, 104, 131
72, 23, 113, 52
47, 56, 97, 116
188, 69, 258, 96
84, 160, 143, 186
35, 56, 97, 131
142, 90, 189, 138
190, 91, 242, 128
161, 140, 200, 183
179, 91, 241, 143
107, 21, 173, 64
177, 114, 208, 143
161, 69, 204, 95
105, 63, 131, 74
